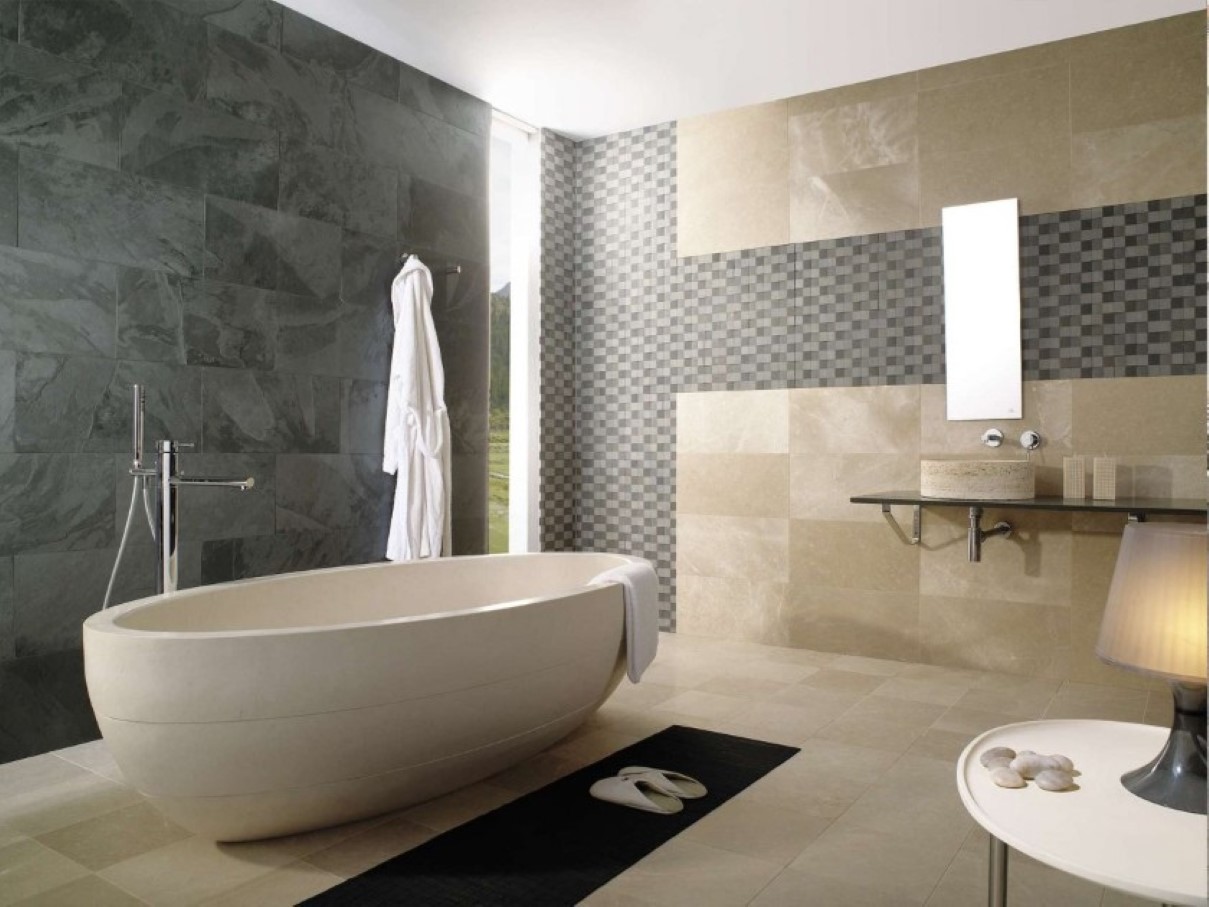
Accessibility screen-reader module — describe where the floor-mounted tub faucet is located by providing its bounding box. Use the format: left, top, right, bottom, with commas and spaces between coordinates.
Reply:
124, 385, 254, 596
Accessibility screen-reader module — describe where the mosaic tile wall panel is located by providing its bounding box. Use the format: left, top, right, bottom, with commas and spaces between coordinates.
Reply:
539, 130, 577, 550
540, 120, 1206, 631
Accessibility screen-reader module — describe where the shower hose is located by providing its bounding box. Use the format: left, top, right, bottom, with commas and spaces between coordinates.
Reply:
102, 475, 156, 609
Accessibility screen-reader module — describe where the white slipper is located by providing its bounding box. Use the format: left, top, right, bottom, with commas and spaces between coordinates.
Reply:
589, 775, 684, 814
618, 767, 707, 799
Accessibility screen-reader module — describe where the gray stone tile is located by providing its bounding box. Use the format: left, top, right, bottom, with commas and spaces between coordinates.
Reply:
0, 649, 99, 762
86, 360, 203, 453
13, 354, 113, 452
341, 378, 386, 455
182, 278, 275, 370
280, 8, 397, 99
0, 453, 114, 554
0, 39, 94, 81
274, 289, 340, 376
0, 349, 12, 452
339, 84, 488, 198
407, 178, 488, 264
0, 556, 12, 660
431, 261, 489, 458
338, 229, 396, 382
202, 368, 341, 453
0, 70, 124, 168
156, 0, 281, 49
275, 453, 392, 533
18, 148, 204, 276
0, 246, 117, 357
200, 538, 234, 585
14, 544, 153, 655
21, 0, 207, 101
180, 278, 339, 375
116, 267, 186, 364
228, 525, 383, 580
398, 63, 490, 136
205, 22, 343, 146
204, 196, 341, 298
0, 1, 15, 42
279, 137, 397, 237
120, 83, 279, 208
0, 141, 14, 246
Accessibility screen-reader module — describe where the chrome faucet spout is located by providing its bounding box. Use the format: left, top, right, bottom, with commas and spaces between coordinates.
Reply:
174, 475, 255, 491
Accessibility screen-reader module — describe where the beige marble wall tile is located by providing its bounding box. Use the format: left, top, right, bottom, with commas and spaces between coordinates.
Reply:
677, 453, 788, 517
791, 520, 919, 592
1069, 12, 1204, 134
1072, 115, 1206, 208
677, 390, 789, 454
785, 586, 921, 663
677, 575, 790, 646
789, 72, 919, 116
790, 162, 920, 242
790, 385, 921, 455
918, 65, 1069, 161
917, 42, 1068, 91
790, 95, 916, 178
920, 380, 1072, 495
789, 453, 919, 522
920, 594, 1071, 678
678, 100, 789, 257
677, 514, 788, 580
1071, 375, 1206, 456
918, 133, 1071, 226
1112, 456, 1206, 501
919, 508, 1073, 606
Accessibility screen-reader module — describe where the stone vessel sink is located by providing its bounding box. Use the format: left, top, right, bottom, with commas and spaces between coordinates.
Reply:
920, 459, 1035, 500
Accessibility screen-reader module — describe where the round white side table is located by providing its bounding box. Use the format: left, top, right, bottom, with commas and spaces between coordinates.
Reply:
957, 720, 1207, 907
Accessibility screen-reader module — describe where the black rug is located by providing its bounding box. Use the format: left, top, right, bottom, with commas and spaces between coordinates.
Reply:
304, 725, 799, 906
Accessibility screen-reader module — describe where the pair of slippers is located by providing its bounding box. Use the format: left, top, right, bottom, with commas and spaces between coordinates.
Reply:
589, 767, 707, 815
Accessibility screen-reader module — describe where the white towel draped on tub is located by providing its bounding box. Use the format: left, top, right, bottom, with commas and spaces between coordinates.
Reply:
590, 558, 659, 682
383, 256, 451, 561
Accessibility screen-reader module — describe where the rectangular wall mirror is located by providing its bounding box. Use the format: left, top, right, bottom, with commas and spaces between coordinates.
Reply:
941, 198, 1023, 421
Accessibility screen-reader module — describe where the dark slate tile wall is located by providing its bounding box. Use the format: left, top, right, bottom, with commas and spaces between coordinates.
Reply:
541, 121, 1205, 633
0, 0, 490, 763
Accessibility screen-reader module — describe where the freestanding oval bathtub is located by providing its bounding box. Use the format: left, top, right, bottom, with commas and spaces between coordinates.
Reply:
83, 552, 642, 842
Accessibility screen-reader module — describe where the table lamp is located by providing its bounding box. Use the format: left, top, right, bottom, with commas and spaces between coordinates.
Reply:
1096, 522, 1207, 814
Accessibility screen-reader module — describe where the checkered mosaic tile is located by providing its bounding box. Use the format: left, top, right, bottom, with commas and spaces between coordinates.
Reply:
539, 120, 1206, 629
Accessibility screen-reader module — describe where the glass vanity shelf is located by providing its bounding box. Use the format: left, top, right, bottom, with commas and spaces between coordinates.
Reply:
850, 492, 1205, 517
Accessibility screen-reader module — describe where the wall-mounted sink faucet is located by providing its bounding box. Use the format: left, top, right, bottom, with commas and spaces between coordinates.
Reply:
106, 385, 254, 603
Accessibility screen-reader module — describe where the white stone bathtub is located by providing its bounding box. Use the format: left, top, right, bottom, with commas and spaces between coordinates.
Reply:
83, 552, 641, 842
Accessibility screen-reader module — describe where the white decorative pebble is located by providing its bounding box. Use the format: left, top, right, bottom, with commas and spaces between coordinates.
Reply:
979, 746, 1017, 768
991, 767, 1026, 789
1047, 754, 1074, 773
1009, 754, 1048, 779
983, 756, 1013, 770
1035, 769, 1075, 791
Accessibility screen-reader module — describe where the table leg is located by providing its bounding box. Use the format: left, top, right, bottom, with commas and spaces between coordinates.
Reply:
988, 835, 1008, 906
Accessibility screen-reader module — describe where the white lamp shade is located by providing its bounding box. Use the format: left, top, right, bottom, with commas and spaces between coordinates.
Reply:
1096, 522, 1207, 684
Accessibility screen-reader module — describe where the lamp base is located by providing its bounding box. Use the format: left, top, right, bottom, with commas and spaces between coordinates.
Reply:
1120, 681, 1206, 815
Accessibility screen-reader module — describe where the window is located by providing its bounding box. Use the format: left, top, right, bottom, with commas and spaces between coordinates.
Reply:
489, 112, 539, 553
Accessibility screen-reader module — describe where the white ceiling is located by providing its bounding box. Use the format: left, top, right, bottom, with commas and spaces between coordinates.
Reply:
278, 0, 1201, 139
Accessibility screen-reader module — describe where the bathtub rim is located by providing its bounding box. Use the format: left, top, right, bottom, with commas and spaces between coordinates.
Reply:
84, 551, 648, 641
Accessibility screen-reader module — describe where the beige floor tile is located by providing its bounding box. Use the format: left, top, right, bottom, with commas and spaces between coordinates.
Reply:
953, 685, 1056, 719
716, 656, 821, 685
781, 738, 901, 785
303, 815, 435, 879
681, 798, 831, 867
487, 750, 578, 795
904, 728, 975, 763
0, 755, 140, 837
36, 801, 190, 871
0, 839, 90, 907
52, 743, 127, 785
695, 675, 790, 699
738, 761, 872, 820
600, 838, 783, 907
788, 823, 960, 903
652, 690, 749, 721
829, 654, 906, 676
753, 866, 927, 905
603, 681, 679, 711
800, 668, 889, 695
815, 714, 925, 754
550, 728, 643, 767
723, 700, 835, 744
843, 694, 948, 729
768, 683, 862, 718
927, 846, 1105, 907
636, 661, 721, 690
873, 676, 973, 706
397, 782, 518, 833
10, 873, 143, 907
932, 706, 1027, 737
200, 860, 344, 905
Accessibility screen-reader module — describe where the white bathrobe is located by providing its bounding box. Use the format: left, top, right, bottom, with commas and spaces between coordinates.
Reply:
384, 257, 451, 561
